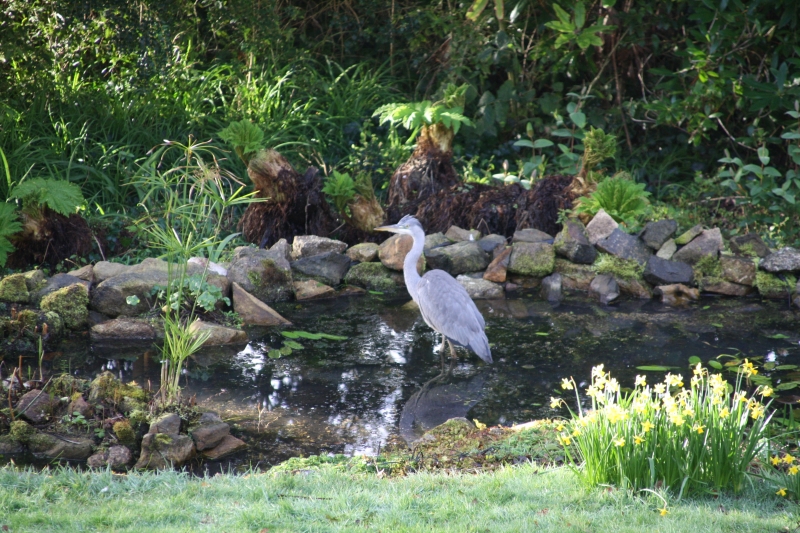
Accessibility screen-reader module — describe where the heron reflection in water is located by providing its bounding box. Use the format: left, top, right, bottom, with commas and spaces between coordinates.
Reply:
375, 215, 492, 364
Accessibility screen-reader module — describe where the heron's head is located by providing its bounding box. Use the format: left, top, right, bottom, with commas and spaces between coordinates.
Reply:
374, 215, 421, 235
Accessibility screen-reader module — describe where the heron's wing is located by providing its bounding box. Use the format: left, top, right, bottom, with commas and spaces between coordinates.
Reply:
415, 270, 491, 362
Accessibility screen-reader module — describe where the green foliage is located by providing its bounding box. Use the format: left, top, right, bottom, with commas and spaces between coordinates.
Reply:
153, 275, 230, 314
592, 253, 643, 281
545, 3, 615, 50
574, 175, 651, 227
0, 203, 22, 267
373, 85, 473, 136
321, 171, 357, 215
217, 121, 264, 165
9, 178, 84, 216
582, 128, 617, 174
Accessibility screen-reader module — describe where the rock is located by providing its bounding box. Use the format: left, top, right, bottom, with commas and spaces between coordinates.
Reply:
91, 318, 159, 341
190, 413, 230, 451
94, 261, 133, 281
617, 277, 653, 299
541, 274, 563, 303
189, 319, 248, 346
346, 243, 380, 263
378, 234, 424, 273
674, 224, 703, 245
231, 282, 291, 326
425, 242, 490, 276
720, 255, 756, 286
553, 220, 597, 264
187, 257, 227, 276
22, 269, 46, 291
0, 273, 29, 303
293, 280, 336, 300
729, 233, 770, 258
553, 259, 595, 291
643, 256, 694, 285
91, 271, 166, 317
269, 238, 292, 263
757, 272, 794, 299
16, 390, 53, 423
507, 242, 555, 277
88, 446, 132, 470
29, 433, 94, 460
424, 232, 451, 251
67, 264, 95, 282
483, 247, 511, 283
445, 225, 481, 242
226, 246, 294, 303
87, 451, 109, 468
596, 228, 652, 265
585, 209, 618, 245
512, 228, 553, 244
148, 413, 182, 435
590, 274, 620, 305
201, 434, 247, 460
291, 252, 351, 285
700, 279, 755, 296
88, 371, 148, 405
0, 436, 24, 455
672, 228, 723, 265
477, 234, 507, 254
760, 247, 800, 273
653, 284, 700, 305
135, 433, 195, 469
640, 220, 678, 250
656, 239, 677, 260
455, 276, 504, 299
40, 283, 89, 329
506, 277, 542, 290
344, 262, 398, 293
32, 274, 91, 305
291, 235, 348, 260
68, 395, 93, 418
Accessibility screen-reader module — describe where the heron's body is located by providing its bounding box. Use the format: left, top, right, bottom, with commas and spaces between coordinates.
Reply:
377, 215, 492, 363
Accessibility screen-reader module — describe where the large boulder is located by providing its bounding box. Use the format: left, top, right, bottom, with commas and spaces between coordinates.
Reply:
87, 445, 132, 470
344, 262, 398, 293
291, 235, 347, 260
643, 256, 694, 286
672, 228, 723, 265
148, 413, 182, 435
188, 319, 248, 346
425, 242, 490, 276
511, 228, 553, 244
729, 233, 770, 258
201, 434, 248, 460
0, 273, 29, 303
226, 246, 294, 303
445, 225, 481, 242
32, 274, 90, 305
190, 412, 230, 452
135, 433, 195, 469
269, 238, 292, 263
378, 234, 424, 273
424, 232, 451, 251
290, 252, 351, 285
91, 318, 160, 341
346, 243, 380, 263
507, 242, 555, 277
16, 390, 54, 424
720, 255, 756, 286
455, 276, 504, 299
29, 433, 94, 460
760, 247, 800, 273
639, 219, 678, 250
483, 247, 511, 283
41, 284, 89, 330
93, 261, 133, 282
91, 271, 168, 317
585, 209, 618, 245
553, 220, 597, 264
596, 228, 652, 265
231, 282, 291, 326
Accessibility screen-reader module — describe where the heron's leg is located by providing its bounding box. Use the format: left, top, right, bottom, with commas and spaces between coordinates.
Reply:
439, 335, 447, 354
447, 339, 458, 360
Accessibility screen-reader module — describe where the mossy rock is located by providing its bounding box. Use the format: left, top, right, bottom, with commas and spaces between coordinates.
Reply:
113, 420, 137, 447
508, 242, 555, 277
51, 374, 88, 398
88, 371, 149, 406
343, 262, 397, 292
694, 254, 722, 279
40, 284, 89, 330
0, 273, 30, 303
593, 253, 644, 281
9, 420, 36, 444
755, 271, 796, 299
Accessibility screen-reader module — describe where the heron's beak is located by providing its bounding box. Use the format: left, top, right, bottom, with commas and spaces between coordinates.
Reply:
374, 223, 400, 233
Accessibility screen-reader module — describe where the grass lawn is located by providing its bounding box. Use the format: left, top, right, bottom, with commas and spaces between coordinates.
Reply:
0, 462, 796, 532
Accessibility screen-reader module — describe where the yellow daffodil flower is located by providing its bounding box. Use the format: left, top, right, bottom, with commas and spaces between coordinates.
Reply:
559, 435, 571, 446
572, 429, 581, 437
666, 373, 684, 388
777, 488, 787, 497
741, 359, 758, 377
561, 378, 574, 390
635, 375, 646, 387
659, 507, 669, 516
771, 456, 782, 466
642, 421, 654, 433
550, 397, 563, 409
613, 437, 625, 447
654, 383, 666, 394
789, 465, 799, 476
634, 435, 644, 445
556, 423, 565, 431
719, 407, 730, 418
693, 424, 705, 434
784, 454, 795, 464
759, 386, 773, 397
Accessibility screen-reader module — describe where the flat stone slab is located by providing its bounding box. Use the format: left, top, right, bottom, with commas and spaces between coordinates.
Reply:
720, 255, 756, 286
346, 243, 380, 263
672, 228, 722, 265
585, 209, 618, 245
425, 241, 490, 276
32, 274, 91, 304
596, 228, 652, 265
202, 434, 248, 460
700, 279, 755, 296
640, 219, 678, 250
483, 247, 511, 283
554, 258, 595, 292
760, 247, 800, 273
656, 239, 677, 260
643, 256, 694, 285
232, 282, 291, 326
445, 225, 481, 242
674, 224, 703, 245
512, 228, 553, 244
455, 276, 504, 299
189, 319, 248, 346
93, 261, 133, 282
294, 280, 336, 300
477, 234, 507, 254
91, 318, 159, 341
291, 235, 347, 260
291, 252, 351, 285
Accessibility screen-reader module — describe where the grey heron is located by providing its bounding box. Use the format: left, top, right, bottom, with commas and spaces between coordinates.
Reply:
375, 215, 492, 364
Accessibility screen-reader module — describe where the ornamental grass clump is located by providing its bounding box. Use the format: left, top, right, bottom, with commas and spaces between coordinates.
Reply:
556, 361, 772, 495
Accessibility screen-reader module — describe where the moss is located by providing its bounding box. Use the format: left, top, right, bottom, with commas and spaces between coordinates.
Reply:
40, 284, 89, 330
737, 242, 761, 259
15, 310, 39, 331
695, 255, 722, 278
154, 433, 174, 446
755, 271, 796, 299
508, 243, 555, 277
128, 409, 149, 429
9, 420, 36, 444
0, 273, 30, 303
88, 371, 149, 405
343, 262, 397, 292
51, 374, 87, 398
592, 253, 643, 281
113, 420, 137, 447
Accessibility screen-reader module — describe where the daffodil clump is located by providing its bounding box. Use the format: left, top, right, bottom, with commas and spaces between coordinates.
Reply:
768, 452, 800, 500
555, 361, 772, 494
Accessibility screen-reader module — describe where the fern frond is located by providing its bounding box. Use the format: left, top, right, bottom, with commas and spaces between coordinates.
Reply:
218, 120, 264, 161
574, 175, 650, 227
0, 202, 21, 267
9, 178, 85, 216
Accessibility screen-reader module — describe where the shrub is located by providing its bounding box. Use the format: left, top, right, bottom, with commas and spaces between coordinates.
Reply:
574, 174, 651, 227
556, 361, 772, 495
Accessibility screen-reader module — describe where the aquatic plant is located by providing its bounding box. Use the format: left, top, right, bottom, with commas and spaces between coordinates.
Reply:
556, 361, 772, 494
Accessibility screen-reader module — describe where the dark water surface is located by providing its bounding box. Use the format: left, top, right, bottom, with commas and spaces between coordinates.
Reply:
24, 295, 800, 469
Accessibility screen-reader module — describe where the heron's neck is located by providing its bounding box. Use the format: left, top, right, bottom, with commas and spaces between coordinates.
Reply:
404, 226, 425, 301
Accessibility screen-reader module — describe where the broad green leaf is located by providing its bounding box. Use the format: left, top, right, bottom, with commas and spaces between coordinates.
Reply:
514, 140, 535, 149
569, 111, 586, 129
466, 0, 489, 21
635, 365, 676, 371
574, 1, 586, 28
688, 356, 702, 365
776, 382, 800, 391
533, 139, 555, 148
268, 349, 282, 359
776, 365, 799, 370
284, 340, 304, 350
552, 4, 572, 26
707, 360, 723, 369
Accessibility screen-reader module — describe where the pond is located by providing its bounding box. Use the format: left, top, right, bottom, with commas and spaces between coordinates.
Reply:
15, 294, 800, 471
